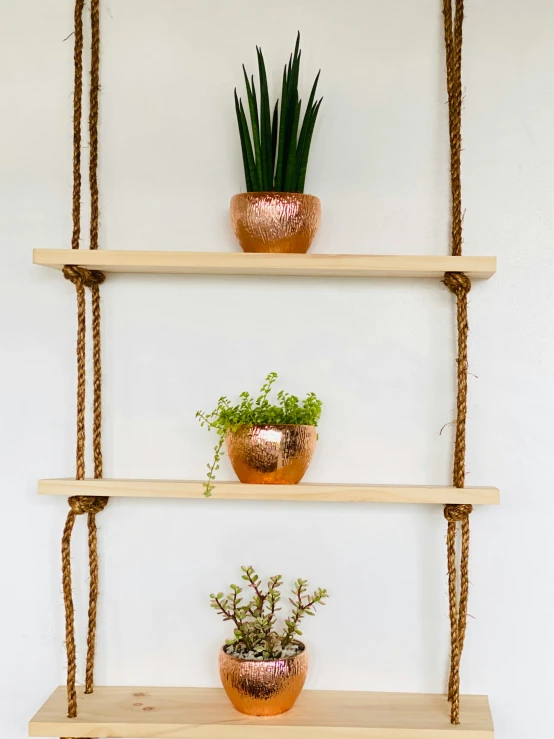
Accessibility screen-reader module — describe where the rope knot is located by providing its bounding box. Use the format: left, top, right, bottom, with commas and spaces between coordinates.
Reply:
63, 265, 106, 288
68, 495, 109, 515
444, 503, 473, 523
442, 271, 471, 298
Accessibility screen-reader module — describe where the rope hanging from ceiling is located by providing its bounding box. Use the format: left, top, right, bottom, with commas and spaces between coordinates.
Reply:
60, 0, 108, 727
441, 0, 472, 725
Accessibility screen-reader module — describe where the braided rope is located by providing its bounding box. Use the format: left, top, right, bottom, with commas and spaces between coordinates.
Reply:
70, 0, 84, 251
89, 0, 100, 252
442, 0, 471, 725
61, 0, 107, 724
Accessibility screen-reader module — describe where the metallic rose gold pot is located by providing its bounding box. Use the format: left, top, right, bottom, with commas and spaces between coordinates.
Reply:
226, 425, 316, 485
230, 192, 321, 253
219, 643, 308, 716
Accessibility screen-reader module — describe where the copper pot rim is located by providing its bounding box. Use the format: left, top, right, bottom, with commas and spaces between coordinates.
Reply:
220, 641, 306, 663
231, 192, 320, 202
226, 424, 317, 432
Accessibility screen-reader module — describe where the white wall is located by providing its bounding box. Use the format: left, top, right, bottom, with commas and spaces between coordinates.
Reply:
1, 1, 553, 737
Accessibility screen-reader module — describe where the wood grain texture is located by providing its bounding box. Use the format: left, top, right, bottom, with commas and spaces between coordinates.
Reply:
33, 249, 497, 278
29, 686, 494, 738
38, 479, 500, 504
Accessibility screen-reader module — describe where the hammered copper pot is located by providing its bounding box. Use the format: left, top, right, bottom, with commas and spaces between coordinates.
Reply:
230, 192, 321, 253
226, 425, 316, 485
219, 643, 308, 716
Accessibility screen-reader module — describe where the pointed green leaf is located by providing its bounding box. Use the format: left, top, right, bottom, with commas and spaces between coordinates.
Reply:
239, 100, 259, 191
284, 98, 301, 191
282, 86, 297, 187
294, 102, 314, 192
296, 97, 322, 193
243, 65, 263, 191
275, 66, 288, 190
251, 75, 259, 133
234, 89, 252, 191
295, 71, 320, 188
257, 47, 272, 190
271, 100, 279, 179
282, 49, 301, 182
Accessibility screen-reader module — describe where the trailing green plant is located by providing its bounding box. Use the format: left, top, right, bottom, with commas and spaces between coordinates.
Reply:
234, 32, 322, 194
210, 565, 328, 659
196, 372, 322, 496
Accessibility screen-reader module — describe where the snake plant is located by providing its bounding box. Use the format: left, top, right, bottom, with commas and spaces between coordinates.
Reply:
234, 33, 322, 194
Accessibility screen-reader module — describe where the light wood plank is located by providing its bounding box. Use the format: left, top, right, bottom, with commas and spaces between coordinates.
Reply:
29, 686, 494, 738
33, 250, 497, 278
37, 479, 500, 504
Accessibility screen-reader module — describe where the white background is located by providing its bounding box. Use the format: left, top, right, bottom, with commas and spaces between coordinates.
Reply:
1, 1, 553, 737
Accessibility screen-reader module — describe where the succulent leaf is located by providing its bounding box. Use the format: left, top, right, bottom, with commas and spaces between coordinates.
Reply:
242, 65, 263, 190
257, 47, 273, 189
238, 100, 259, 191
296, 97, 322, 193
234, 90, 252, 191
271, 100, 279, 178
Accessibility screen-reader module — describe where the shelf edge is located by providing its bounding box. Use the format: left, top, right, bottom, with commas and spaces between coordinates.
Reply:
33, 250, 497, 279
37, 479, 500, 504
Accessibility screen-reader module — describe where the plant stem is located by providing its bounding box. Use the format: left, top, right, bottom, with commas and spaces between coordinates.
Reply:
215, 596, 252, 650
245, 569, 267, 614
204, 436, 225, 497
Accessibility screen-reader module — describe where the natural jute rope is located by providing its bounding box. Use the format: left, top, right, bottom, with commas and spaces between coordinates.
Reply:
61, 0, 108, 723
441, 0, 472, 725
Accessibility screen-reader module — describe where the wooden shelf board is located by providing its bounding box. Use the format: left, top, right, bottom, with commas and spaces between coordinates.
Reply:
38, 479, 500, 504
33, 249, 497, 278
29, 686, 493, 738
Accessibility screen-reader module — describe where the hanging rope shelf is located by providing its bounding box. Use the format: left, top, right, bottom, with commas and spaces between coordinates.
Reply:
29, 0, 496, 736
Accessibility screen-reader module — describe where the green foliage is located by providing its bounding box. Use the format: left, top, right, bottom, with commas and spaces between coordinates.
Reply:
210, 566, 328, 659
234, 33, 322, 193
196, 372, 323, 496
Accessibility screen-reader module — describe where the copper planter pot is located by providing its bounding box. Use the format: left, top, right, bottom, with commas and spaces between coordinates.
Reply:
230, 192, 321, 253
219, 643, 308, 716
226, 425, 316, 485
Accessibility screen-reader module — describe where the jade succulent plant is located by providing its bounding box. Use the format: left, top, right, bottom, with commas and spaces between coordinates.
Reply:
234, 33, 322, 193
196, 372, 323, 496
211, 566, 328, 660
